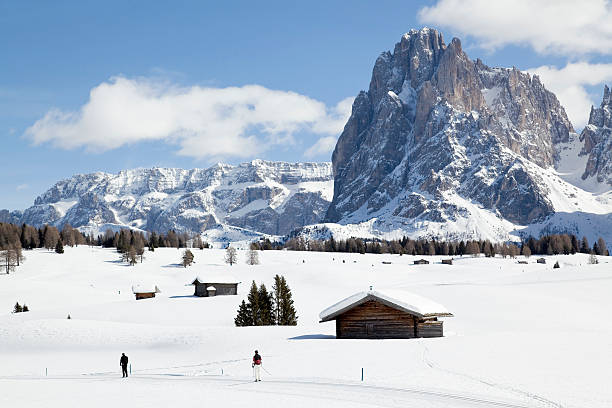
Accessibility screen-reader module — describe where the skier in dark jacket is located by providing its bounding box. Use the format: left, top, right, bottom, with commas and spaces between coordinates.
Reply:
252, 350, 262, 381
120, 353, 129, 378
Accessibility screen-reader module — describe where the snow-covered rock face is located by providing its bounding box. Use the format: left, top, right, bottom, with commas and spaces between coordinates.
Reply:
326, 28, 577, 234
19, 160, 333, 235
580, 85, 612, 186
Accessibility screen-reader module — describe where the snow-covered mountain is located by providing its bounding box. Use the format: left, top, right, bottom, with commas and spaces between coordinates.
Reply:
5, 28, 612, 245
15, 160, 333, 236
321, 28, 612, 243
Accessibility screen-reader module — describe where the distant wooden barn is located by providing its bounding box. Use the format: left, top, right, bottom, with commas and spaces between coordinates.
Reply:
414, 259, 430, 265
132, 284, 161, 300
319, 289, 453, 339
190, 276, 240, 297
441, 259, 453, 265
537, 258, 546, 264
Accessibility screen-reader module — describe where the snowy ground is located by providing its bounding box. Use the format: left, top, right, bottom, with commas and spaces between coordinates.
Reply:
1, 247, 610, 407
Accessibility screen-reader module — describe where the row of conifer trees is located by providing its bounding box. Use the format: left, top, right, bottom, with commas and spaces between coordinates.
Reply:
235, 275, 297, 326
253, 233, 609, 257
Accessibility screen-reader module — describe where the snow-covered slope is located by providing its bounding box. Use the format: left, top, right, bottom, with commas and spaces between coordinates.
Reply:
1, 247, 611, 407
17, 160, 333, 236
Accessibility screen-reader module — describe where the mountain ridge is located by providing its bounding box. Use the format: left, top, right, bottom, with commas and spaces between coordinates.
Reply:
10, 160, 334, 237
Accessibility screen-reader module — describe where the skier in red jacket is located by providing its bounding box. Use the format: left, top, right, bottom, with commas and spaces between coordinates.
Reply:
252, 350, 262, 381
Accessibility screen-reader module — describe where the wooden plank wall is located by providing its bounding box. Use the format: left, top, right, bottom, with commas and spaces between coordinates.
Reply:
335, 300, 443, 339
195, 283, 238, 297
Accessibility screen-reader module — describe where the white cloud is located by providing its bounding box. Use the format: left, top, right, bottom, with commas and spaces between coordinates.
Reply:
25, 77, 351, 160
418, 0, 612, 56
304, 97, 354, 158
304, 136, 338, 159
528, 62, 612, 128
16, 184, 29, 191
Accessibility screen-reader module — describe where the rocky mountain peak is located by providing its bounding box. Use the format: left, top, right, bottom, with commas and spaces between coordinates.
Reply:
326, 27, 576, 234
580, 85, 612, 185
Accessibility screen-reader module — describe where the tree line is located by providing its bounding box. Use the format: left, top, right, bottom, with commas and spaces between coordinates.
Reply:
0, 222, 93, 273
252, 233, 609, 257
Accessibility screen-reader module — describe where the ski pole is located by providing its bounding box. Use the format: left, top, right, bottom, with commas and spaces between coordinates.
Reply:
261, 365, 272, 375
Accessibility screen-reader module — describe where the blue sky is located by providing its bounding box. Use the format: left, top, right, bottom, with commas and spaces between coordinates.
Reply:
2, 0, 611, 209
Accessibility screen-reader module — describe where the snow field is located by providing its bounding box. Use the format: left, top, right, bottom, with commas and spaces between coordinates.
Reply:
0, 247, 610, 407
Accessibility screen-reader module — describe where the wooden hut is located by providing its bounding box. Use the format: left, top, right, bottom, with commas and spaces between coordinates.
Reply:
319, 289, 453, 339
132, 284, 161, 300
190, 275, 240, 297
537, 258, 546, 264
414, 259, 430, 265
441, 259, 453, 265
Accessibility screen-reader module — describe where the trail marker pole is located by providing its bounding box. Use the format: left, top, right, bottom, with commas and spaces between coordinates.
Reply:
361, 367, 363, 381
46, 368, 48, 377
129, 364, 132, 375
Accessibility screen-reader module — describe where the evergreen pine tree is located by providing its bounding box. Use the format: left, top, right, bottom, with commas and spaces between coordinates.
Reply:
258, 283, 275, 325
22, 304, 29, 312
247, 281, 260, 325
234, 300, 252, 326
580, 236, 590, 253
13, 302, 22, 313
278, 276, 298, 326
272, 275, 282, 324
55, 240, 64, 254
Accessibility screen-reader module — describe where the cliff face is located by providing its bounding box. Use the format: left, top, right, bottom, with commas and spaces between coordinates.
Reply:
580, 85, 612, 185
326, 28, 574, 230
18, 160, 333, 235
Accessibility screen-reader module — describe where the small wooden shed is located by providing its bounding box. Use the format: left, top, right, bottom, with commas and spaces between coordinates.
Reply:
319, 289, 453, 339
414, 259, 430, 265
190, 276, 240, 297
441, 259, 453, 265
537, 258, 546, 264
132, 284, 161, 300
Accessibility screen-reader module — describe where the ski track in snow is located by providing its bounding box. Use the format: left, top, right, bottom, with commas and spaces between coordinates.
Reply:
420, 343, 564, 408
0, 373, 533, 408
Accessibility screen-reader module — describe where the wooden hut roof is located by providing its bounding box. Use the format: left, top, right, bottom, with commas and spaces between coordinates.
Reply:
132, 284, 161, 294
319, 289, 453, 322
190, 275, 240, 285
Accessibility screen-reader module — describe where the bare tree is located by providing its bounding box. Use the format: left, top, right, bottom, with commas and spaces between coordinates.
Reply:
597, 237, 608, 256
521, 245, 532, 258
508, 244, 519, 258
225, 246, 238, 266
246, 248, 260, 265
182, 249, 194, 267
122, 246, 138, 266
133, 234, 145, 263
0, 245, 21, 274
43, 225, 60, 251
